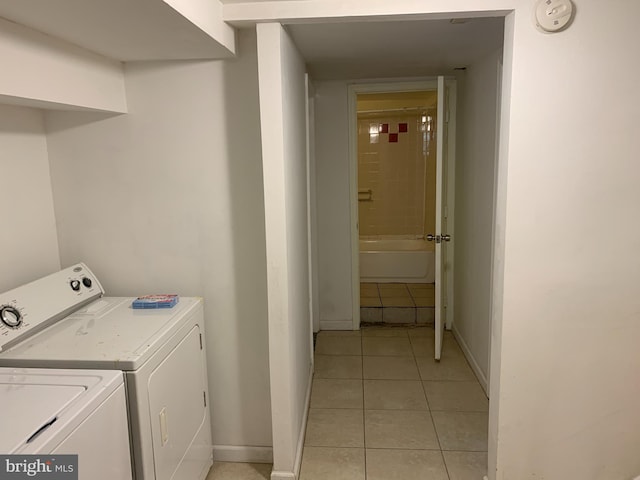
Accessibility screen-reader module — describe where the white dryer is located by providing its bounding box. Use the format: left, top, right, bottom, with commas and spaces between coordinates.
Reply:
0, 367, 132, 480
0, 264, 213, 480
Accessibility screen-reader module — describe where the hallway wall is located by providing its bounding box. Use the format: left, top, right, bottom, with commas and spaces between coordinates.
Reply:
452, 47, 502, 393
491, 4, 640, 478
256, 23, 313, 479
314, 80, 353, 326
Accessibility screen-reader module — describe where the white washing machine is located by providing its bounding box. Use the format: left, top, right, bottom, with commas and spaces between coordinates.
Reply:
0, 264, 213, 480
0, 367, 132, 480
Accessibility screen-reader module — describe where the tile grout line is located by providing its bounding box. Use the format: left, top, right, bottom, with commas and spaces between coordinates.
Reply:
412, 335, 450, 477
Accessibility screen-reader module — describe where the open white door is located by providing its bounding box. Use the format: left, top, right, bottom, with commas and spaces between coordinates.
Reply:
433, 75, 451, 361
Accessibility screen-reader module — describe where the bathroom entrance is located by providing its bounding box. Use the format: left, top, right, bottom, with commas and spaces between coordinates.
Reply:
349, 78, 456, 359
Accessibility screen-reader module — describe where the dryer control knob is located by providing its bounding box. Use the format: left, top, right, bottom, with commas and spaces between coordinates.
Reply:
70, 279, 81, 291
82, 277, 92, 288
0, 305, 22, 328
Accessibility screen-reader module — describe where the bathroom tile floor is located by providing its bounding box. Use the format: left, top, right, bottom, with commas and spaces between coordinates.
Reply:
360, 282, 436, 308
207, 325, 488, 480
361, 283, 436, 324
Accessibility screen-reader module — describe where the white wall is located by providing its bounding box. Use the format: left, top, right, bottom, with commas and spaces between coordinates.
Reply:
44, 29, 273, 460
0, 105, 61, 292
452, 48, 502, 392
0, 17, 126, 113
491, 4, 640, 478
256, 23, 313, 480
313, 80, 353, 326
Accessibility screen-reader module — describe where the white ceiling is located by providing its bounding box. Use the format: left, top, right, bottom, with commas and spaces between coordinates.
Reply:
286, 17, 504, 80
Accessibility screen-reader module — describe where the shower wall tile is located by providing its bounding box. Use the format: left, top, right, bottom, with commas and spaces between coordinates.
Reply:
358, 112, 435, 237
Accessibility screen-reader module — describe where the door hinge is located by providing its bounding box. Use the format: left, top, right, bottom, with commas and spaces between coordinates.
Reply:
199, 333, 203, 350
203, 391, 207, 407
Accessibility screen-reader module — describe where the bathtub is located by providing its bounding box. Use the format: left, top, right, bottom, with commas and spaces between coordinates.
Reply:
359, 237, 435, 283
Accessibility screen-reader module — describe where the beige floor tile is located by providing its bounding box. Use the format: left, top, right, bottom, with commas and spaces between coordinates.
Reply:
315, 336, 362, 355
304, 409, 364, 447
443, 451, 488, 480
363, 356, 420, 380
206, 462, 271, 480
411, 332, 461, 356
317, 330, 361, 337
360, 297, 382, 307
360, 284, 379, 297
414, 296, 436, 307
362, 336, 413, 356
314, 355, 362, 379
310, 379, 363, 409
407, 326, 435, 338
423, 381, 489, 412
444, 332, 464, 353
378, 284, 410, 297
299, 447, 365, 480
410, 336, 435, 357
366, 449, 448, 480
361, 326, 409, 337
380, 297, 415, 307
431, 412, 489, 451
364, 380, 428, 410
416, 353, 477, 382
364, 410, 440, 449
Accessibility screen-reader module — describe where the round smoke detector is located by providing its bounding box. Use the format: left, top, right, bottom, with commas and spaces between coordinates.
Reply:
534, 0, 574, 33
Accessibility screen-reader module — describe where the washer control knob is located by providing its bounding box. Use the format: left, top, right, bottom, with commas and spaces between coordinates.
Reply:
1, 305, 22, 328
70, 279, 81, 291
82, 277, 92, 288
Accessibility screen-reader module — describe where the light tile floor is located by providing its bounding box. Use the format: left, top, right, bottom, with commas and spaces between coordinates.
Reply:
206, 462, 271, 480
302, 326, 488, 480
207, 325, 488, 480
360, 283, 436, 308
361, 283, 436, 324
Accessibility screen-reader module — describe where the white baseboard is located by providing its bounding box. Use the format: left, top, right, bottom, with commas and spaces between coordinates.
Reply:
319, 320, 354, 331
270, 472, 296, 480
452, 325, 489, 395
213, 445, 273, 464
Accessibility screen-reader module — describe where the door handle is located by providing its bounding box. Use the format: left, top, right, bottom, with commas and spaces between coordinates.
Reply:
426, 234, 451, 243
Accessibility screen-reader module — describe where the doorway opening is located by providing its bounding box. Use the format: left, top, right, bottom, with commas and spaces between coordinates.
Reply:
262, 14, 507, 480
348, 79, 456, 359
357, 90, 438, 326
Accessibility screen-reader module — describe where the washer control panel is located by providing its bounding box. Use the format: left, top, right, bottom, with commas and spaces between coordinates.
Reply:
0, 263, 105, 352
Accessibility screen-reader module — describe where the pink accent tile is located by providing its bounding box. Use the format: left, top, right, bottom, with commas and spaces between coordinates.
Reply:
389, 133, 398, 143
399, 123, 408, 133
380, 123, 389, 133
